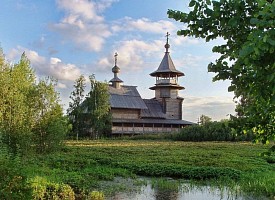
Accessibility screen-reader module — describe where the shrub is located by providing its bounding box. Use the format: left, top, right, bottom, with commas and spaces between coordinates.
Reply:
33, 115, 69, 154
30, 176, 75, 200
174, 121, 254, 142
88, 191, 105, 200
0, 138, 31, 199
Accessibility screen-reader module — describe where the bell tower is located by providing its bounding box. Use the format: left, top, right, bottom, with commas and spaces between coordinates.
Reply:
149, 33, 185, 119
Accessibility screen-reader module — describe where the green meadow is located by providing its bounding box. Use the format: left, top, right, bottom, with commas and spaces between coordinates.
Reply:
18, 140, 274, 199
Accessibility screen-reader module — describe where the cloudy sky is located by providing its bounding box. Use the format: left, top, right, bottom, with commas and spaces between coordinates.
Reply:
0, 0, 236, 122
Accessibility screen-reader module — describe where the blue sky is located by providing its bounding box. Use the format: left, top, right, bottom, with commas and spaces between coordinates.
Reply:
0, 0, 236, 122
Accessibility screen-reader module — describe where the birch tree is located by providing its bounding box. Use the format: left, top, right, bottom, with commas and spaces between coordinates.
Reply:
67, 74, 86, 140
86, 75, 111, 138
0, 49, 68, 154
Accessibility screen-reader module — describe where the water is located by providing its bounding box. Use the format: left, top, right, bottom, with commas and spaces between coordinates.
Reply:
97, 177, 263, 200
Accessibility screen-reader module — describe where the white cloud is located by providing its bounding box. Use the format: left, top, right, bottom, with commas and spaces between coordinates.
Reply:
96, 0, 119, 11
7, 46, 81, 82
183, 96, 236, 122
50, 1, 196, 54
49, 57, 81, 81
57, 82, 67, 89
56, 0, 103, 22
174, 54, 206, 69
172, 36, 200, 46
112, 17, 177, 34
95, 39, 163, 72
51, 0, 116, 52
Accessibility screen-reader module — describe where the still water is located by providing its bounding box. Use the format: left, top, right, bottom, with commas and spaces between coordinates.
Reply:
98, 177, 263, 200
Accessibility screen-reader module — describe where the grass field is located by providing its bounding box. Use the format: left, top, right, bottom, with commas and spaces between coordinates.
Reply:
26, 140, 275, 199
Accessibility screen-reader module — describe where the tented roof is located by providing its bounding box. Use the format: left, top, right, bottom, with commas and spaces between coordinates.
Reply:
150, 52, 184, 77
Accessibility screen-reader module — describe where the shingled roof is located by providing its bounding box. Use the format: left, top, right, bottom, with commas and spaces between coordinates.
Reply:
150, 33, 184, 77
141, 99, 166, 119
150, 52, 184, 77
109, 85, 147, 109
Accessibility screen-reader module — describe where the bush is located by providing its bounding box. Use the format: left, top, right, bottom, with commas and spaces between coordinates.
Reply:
174, 121, 254, 142
30, 176, 75, 200
0, 138, 31, 199
88, 191, 104, 200
33, 116, 69, 154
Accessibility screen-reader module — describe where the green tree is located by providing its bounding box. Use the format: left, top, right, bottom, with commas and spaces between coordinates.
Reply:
0, 49, 67, 154
0, 52, 36, 154
32, 78, 67, 153
199, 114, 212, 125
168, 0, 275, 143
67, 74, 86, 140
86, 75, 111, 139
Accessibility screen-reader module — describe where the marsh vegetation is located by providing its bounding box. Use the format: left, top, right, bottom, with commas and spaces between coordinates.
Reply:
2, 140, 274, 199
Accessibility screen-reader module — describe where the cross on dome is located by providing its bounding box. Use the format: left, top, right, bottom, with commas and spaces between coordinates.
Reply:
114, 52, 118, 66
165, 32, 170, 52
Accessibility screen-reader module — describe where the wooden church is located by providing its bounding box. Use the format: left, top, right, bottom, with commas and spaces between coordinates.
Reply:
109, 33, 193, 135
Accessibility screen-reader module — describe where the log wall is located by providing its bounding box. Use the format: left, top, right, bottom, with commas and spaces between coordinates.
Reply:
111, 108, 140, 119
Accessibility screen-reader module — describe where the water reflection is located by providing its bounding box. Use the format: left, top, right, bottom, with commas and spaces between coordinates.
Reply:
99, 177, 263, 200
154, 187, 178, 200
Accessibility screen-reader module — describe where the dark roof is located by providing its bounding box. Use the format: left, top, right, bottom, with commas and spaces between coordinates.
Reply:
112, 118, 195, 125
141, 99, 166, 119
109, 85, 147, 109
149, 84, 185, 90
109, 77, 123, 83
150, 52, 184, 77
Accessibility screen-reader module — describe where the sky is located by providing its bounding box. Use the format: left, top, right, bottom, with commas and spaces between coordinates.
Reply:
0, 0, 236, 122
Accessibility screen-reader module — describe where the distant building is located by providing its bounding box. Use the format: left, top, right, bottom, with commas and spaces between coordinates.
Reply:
109, 33, 193, 135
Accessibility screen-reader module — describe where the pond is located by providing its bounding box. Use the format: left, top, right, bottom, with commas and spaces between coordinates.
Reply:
96, 177, 266, 200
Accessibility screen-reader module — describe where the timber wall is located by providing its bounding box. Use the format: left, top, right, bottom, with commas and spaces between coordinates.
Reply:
111, 108, 139, 119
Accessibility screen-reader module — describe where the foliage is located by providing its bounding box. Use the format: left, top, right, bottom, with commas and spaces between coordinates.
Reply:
61, 140, 274, 197
32, 78, 68, 154
260, 145, 275, 164
85, 75, 111, 138
1, 140, 273, 198
113, 162, 241, 180
240, 172, 275, 199
174, 121, 254, 142
29, 176, 75, 200
0, 49, 68, 154
0, 52, 36, 154
0, 138, 31, 199
67, 74, 86, 140
34, 115, 69, 154
151, 178, 179, 192
167, 0, 275, 143
199, 114, 212, 125
88, 191, 104, 200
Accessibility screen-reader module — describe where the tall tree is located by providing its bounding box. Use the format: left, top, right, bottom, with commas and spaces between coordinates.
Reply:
67, 74, 86, 140
0, 49, 67, 154
86, 75, 111, 139
168, 0, 275, 143
199, 115, 212, 125
0, 52, 36, 153
32, 78, 67, 153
